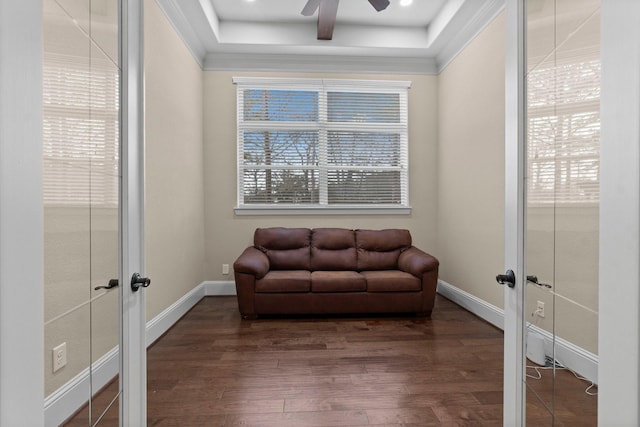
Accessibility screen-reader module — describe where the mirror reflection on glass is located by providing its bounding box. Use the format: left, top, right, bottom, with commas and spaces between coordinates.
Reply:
43, 0, 120, 424
525, 0, 599, 424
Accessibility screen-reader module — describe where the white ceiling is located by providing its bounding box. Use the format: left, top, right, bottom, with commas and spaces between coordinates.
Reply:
210, 0, 446, 26
156, 0, 504, 74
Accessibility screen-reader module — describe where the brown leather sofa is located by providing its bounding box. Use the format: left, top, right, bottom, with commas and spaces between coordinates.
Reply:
233, 227, 439, 319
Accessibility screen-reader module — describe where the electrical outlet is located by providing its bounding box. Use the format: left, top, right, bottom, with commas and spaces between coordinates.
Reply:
222, 264, 230, 275
536, 300, 545, 318
52, 342, 67, 373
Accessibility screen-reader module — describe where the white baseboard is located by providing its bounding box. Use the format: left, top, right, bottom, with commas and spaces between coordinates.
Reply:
45, 280, 234, 426
531, 325, 599, 384
203, 280, 237, 296
146, 283, 206, 347
437, 280, 598, 384
437, 279, 505, 330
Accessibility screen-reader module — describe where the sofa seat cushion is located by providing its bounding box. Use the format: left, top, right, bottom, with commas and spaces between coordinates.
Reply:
362, 270, 421, 292
311, 271, 366, 292
255, 270, 310, 293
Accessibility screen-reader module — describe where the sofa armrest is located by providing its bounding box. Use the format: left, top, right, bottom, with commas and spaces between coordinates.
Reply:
233, 247, 270, 279
398, 246, 439, 278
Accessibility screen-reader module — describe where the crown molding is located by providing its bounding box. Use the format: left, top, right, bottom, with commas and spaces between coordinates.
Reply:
155, 0, 206, 68
435, 0, 505, 73
204, 52, 438, 75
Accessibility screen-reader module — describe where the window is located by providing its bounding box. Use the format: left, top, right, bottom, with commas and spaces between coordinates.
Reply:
527, 52, 600, 205
234, 77, 410, 213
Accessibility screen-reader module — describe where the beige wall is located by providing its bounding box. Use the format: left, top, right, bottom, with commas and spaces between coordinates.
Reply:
44, 207, 120, 396
437, 12, 506, 310
527, 206, 599, 353
203, 71, 439, 279
144, 0, 205, 320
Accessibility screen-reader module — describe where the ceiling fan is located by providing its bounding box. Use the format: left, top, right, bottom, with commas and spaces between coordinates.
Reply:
301, 0, 390, 40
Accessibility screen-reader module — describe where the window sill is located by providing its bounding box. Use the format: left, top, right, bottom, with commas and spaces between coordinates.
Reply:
234, 205, 412, 216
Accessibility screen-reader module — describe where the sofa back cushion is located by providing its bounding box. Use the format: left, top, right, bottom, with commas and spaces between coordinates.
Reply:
310, 228, 357, 271
254, 227, 311, 270
356, 229, 412, 271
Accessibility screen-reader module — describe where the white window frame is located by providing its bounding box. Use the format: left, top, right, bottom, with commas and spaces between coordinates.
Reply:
233, 77, 411, 215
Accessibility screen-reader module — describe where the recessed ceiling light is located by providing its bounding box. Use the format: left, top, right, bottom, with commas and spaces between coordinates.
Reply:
400, 0, 413, 6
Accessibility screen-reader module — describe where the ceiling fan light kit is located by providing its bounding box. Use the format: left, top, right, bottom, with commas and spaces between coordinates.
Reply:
302, 0, 391, 40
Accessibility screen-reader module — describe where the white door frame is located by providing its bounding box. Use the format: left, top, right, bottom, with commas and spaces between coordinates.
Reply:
598, 1, 640, 424
120, 0, 147, 425
503, 0, 526, 425
0, 1, 45, 425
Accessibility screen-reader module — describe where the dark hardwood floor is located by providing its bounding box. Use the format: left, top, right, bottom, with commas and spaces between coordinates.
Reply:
64, 295, 596, 426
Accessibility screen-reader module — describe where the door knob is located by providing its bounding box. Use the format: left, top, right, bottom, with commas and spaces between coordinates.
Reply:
496, 269, 516, 288
131, 272, 151, 292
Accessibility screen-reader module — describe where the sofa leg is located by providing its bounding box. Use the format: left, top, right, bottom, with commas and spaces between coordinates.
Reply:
242, 314, 258, 320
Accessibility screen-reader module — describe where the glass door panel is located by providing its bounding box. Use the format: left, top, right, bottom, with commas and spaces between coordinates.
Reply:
525, 0, 600, 424
43, 0, 94, 411
43, 0, 121, 425
525, 1, 558, 415
88, 0, 121, 424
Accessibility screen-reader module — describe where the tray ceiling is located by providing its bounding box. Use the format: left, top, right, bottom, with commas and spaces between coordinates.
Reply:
156, 0, 504, 73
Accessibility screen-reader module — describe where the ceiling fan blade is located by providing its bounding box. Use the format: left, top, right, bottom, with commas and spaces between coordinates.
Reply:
368, 0, 390, 12
317, 0, 339, 40
301, 0, 321, 16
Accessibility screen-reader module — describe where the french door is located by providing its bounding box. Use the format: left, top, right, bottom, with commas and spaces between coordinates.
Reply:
503, 0, 601, 425
42, 0, 146, 425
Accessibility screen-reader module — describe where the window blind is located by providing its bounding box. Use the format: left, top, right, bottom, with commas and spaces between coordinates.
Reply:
527, 49, 600, 205
234, 78, 410, 209
42, 52, 119, 207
